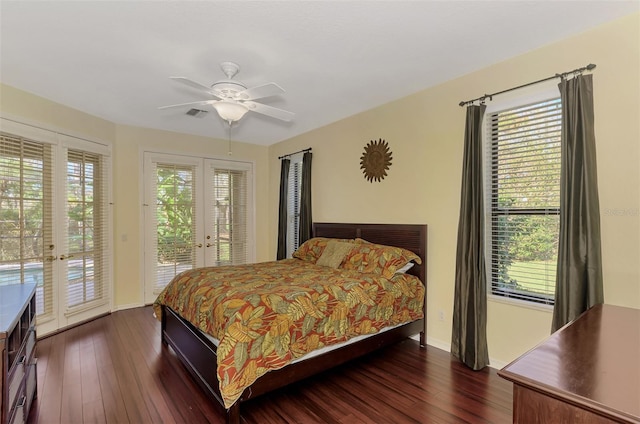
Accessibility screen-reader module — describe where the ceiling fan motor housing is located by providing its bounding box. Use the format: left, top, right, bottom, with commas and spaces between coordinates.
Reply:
210, 80, 248, 99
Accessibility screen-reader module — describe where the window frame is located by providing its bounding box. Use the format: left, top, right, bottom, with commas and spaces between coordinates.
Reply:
64, 148, 111, 313
285, 153, 303, 258
483, 86, 562, 307
208, 158, 253, 267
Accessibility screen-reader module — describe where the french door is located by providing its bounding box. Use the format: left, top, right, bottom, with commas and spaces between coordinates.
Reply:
0, 123, 111, 336
143, 152, 253, 304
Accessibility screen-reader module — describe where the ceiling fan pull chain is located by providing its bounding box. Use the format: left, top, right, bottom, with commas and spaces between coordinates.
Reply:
228, 121, 233, 156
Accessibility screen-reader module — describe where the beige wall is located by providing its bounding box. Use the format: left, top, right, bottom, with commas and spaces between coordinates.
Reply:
268, 13, 640, 366
0, 83, 117, 142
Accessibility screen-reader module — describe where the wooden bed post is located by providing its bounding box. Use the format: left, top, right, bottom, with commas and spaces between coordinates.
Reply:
227, 404, 240, 424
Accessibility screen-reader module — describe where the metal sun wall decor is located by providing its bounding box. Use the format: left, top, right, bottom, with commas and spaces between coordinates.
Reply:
360, 138, 393, 182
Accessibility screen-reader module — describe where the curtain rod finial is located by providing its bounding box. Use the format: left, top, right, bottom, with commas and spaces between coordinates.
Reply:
459, 101, 466, 107
587, 63, 596, 71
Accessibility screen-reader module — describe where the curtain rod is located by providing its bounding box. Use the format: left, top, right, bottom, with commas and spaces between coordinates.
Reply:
278, 147, 311, 160
458, 63, 596, 107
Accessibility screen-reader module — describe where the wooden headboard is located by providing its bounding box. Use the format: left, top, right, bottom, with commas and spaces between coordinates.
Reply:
312, 222, 427, 285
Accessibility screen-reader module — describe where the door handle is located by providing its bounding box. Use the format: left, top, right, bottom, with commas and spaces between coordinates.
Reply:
46, 255, 57, 262
59, 254, 75, 260
196, 243, 203, 248
206, 243, 213, 248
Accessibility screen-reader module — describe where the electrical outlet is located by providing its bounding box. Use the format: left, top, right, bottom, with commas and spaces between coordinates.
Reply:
438, 310, 445, 321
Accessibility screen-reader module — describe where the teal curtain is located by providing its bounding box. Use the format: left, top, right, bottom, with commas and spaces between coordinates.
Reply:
552, 74, 604, 332
276, 158, 290, 260
299, 152, 313, 244
451, 104, 489, 370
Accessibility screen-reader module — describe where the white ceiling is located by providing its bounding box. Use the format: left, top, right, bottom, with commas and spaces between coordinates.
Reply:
1, 1, 638, 146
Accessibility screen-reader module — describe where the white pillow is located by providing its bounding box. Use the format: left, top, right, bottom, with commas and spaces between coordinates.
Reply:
395, 262, 414, 274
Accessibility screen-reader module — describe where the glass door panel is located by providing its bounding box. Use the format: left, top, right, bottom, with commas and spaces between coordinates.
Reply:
64, 150, 107, 311
154, 163, 197, 292
0, 135, 54, 319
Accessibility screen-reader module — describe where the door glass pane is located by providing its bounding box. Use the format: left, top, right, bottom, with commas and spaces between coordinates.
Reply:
211, 168, 247, 266
154, 164, 196, 293
66, 150, 105, 309
0, 135, 53, 317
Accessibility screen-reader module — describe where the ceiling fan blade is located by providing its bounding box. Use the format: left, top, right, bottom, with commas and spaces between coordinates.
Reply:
244, 101, 295, 122
235, 83, 285, 101
158, 100, 216, 110
170, 76, 214, 93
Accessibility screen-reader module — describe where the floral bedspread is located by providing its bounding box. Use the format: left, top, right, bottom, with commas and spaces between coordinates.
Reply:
153, 258, 425, 408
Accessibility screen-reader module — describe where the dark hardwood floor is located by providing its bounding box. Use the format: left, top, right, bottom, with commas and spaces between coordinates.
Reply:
29, 306, 512, 423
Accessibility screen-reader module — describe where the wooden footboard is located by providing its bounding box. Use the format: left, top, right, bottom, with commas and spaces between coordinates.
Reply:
161, 305, 230, 415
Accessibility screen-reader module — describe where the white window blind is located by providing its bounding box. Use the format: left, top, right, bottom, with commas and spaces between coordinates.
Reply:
151, 162, 197, 295
487, 98, 561, 305
286, 154, 303, 257
64, 148, 111, 312
210, 161, 250, 266
0, 133, 55, 318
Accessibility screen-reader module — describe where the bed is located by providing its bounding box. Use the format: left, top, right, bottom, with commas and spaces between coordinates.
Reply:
155, 222, 427, 424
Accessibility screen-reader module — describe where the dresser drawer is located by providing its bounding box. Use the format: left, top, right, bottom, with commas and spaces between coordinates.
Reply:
7, 355, 26, 412
25, 330, 36, 361
25, 359, 37, 414
8, 395, 25, 424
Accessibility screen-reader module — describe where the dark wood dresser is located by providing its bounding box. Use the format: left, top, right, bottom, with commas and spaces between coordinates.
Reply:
0, 284, 37, 424
499, 304, 640, 423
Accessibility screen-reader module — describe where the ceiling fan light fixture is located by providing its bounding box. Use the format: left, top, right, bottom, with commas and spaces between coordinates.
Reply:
212, 101, 249, 122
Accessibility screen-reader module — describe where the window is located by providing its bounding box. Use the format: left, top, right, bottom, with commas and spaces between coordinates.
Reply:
487, 98, 561, 305
286, 154, 303, 257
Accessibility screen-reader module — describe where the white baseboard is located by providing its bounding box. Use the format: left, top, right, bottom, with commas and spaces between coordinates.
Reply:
409, 335, 450, 351
413, 334, 507, 370
426, 336, 451, 352
112, 302, 144, 311
488, 358, 508, 370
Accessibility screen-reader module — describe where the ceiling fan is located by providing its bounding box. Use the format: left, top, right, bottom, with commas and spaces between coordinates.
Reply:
159, 61, 294, 124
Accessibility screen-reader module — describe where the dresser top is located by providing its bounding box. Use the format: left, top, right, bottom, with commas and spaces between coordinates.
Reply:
0, 283, 36, 335
499, 304, 640, 422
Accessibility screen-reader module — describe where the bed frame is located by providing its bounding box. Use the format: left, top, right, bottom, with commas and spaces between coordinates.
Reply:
160, 222, 427, 424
